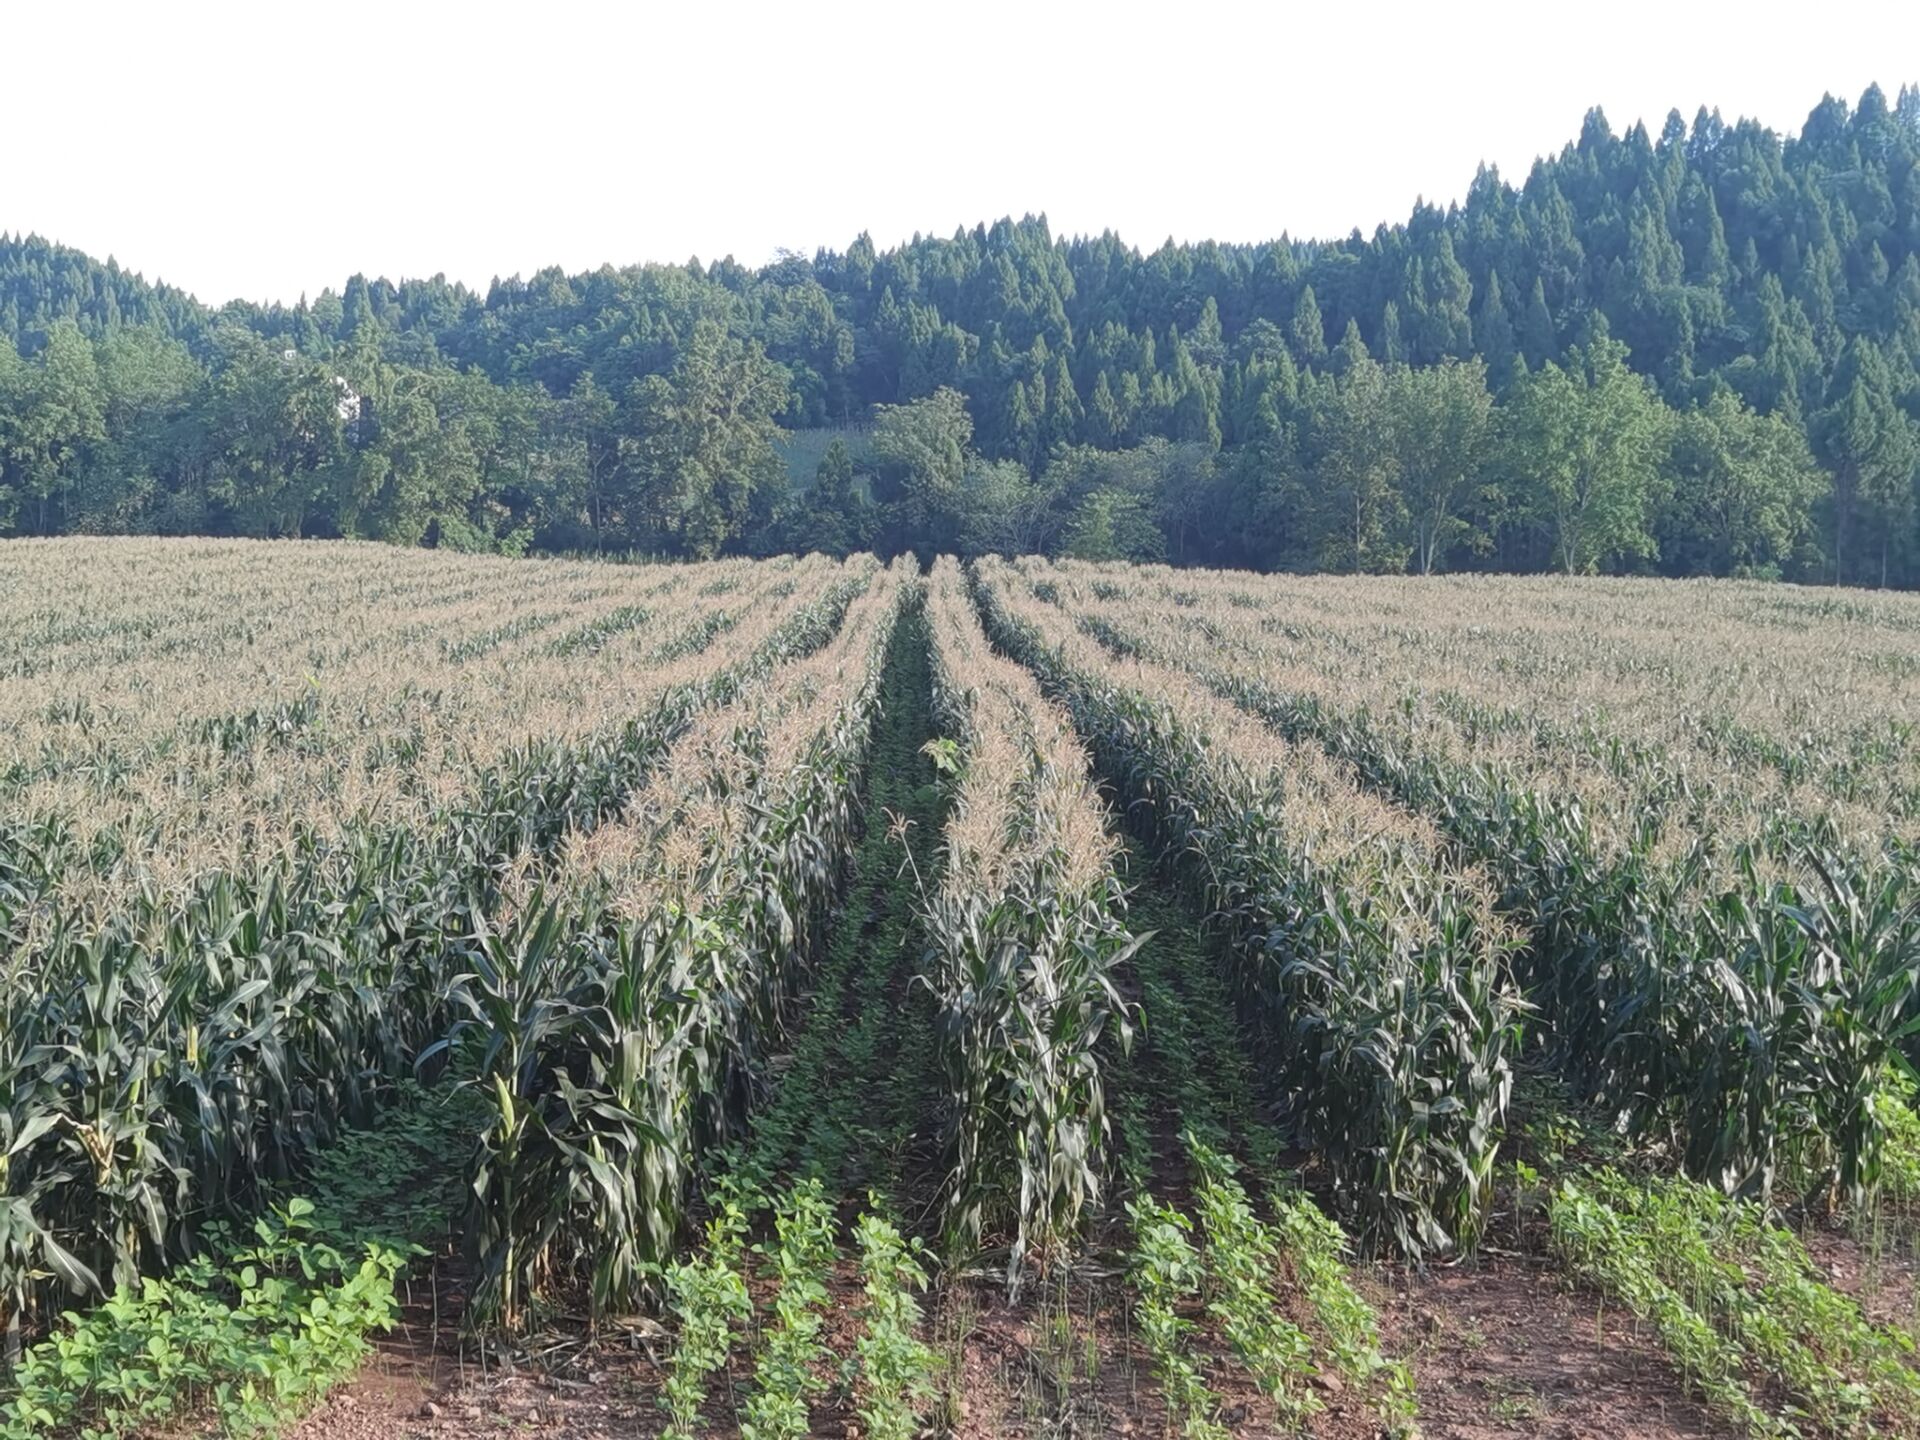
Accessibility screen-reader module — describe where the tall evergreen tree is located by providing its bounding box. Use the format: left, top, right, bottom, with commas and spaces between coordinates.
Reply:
1290, 284, 1328, 366
1814, 340, 1918, 585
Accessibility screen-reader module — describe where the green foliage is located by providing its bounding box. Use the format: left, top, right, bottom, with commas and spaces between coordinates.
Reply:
456, 570, 909, 1328
739, 602, 946, 1193
1188, 1141, 1315, 1423
923, 560, 1139, 1287
1058, 487, 1165, 563
0, 563, 870, 1344
0, 1209, 402, 1440
1267, 1186, 1418, 1434
1391, 358, 1495, 574
623, 320, 790, 559
0, 1086, 470, 1439
1815, 339, 1919, 588
1665, 385, 1826, 578
1876, 1071, 1920, 1210
10, 83, 1920, 581
1190, 647, 1920, 1210
1125, 1196, 1227, 1440
1550, 1168, 1920, 1437
1500, 335, 1672, 575
1107, 869, 1277, 1174
1306, 352, 1409, 573
661, 1187, 756, 1440
739, 1179, 838, 1440
849, 1209, 938, 1440
976, 561, 1520, 1260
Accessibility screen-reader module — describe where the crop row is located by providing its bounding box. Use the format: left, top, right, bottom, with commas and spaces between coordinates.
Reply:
447, 558, 915, 1325
973, 557, 1521, 1258
0, 553, 832, 927
921, 557, 1137, 1288
1034, 559, 1920, 1207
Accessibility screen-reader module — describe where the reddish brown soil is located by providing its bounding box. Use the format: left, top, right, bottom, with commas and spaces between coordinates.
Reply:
1371, 1254, 1731, 1440
1800, 1216, 1920, 1338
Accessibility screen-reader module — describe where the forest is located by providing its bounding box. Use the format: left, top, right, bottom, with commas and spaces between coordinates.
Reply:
3, 82, 1920, 584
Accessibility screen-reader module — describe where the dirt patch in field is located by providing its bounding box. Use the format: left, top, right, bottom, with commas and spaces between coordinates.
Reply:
1371, 1254, 1731, 1440
1800, 1218, 1920, 1339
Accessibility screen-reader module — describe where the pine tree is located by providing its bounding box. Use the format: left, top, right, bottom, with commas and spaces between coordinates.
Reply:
1422, 232, 1475, 358
1379, 301, 1408, 365
1048, 353, 1084, 449
1004, 380, 1039, 470
1677, 174, 1732, 287
1088, 370, 1122, 447
1815, 339, 1918, 586
1332, 319, 1371, 378
1290, 284, 1328, 366
1520, 277, 1557, 368
1473, 272, 1518, 388
1188, 296, 1225, 367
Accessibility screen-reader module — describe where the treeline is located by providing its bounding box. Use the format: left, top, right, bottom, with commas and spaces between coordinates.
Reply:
3, 82, 1919, 581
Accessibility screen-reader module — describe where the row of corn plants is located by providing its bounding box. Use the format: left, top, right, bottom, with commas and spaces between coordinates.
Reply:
1548, 1167, 1920, 1437
1047, 562, 1920, 1211
0, 561, 875, 1347
973, 558, 1521, 1259
445, 562, 916, 1328
920, 557, 1139, 1290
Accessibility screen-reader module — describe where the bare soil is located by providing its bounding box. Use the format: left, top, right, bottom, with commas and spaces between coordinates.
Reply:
1371, 1253, 1730, 1440
1800, 1215, 1920, 1338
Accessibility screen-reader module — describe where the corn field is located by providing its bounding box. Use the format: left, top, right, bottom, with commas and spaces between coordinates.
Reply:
0, 540, 873, 1343
5, 538, 1920, 1438
996, 557, 1920, 1214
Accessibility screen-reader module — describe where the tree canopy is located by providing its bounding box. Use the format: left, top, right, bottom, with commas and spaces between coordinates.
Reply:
4, 83, 1920, 582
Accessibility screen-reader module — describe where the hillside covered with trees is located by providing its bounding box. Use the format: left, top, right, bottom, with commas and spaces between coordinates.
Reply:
4, 83, 1920, 583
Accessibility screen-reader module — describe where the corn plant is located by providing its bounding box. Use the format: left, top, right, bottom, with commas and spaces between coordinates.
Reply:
974, 558, 1519, 1259
922, 558, 1139, 1289
0, 556, 873, 1342
452, 562, 915, 1327
1051, 559, 1920, 1216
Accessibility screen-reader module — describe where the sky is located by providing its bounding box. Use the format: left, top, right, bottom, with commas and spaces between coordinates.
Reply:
9, 0, 1919, 307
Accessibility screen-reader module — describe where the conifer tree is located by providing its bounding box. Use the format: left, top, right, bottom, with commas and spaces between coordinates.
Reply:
1290, 284, 1328, 366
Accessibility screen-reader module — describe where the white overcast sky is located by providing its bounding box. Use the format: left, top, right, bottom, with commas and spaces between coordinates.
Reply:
9, 0, 1918, 307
